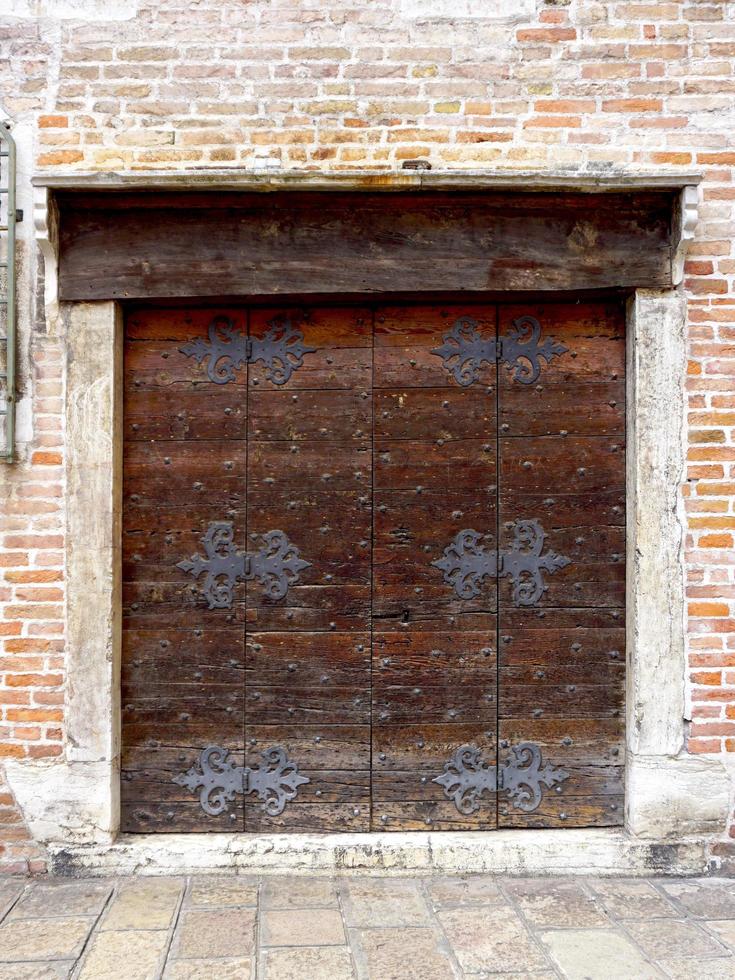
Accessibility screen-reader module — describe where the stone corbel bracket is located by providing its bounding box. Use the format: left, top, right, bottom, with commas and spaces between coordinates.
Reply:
33, 184, 60, 325
672, 183, 699, 286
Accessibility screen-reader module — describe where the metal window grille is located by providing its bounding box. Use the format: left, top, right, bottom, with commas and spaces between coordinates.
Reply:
0, 121, 16, 462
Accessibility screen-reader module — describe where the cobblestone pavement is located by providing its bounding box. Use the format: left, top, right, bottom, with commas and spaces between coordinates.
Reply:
0, 875, 735, 978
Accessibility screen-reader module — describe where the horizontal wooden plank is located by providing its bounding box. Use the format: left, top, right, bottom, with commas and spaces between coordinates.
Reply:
59, 190, 674, 300
372, 801, 497, 832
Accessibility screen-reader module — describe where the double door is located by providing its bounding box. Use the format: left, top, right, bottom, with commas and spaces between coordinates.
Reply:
121, 301, 625, 833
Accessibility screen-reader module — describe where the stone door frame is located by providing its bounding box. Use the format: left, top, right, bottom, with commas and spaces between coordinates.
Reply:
5, 172, 730, 875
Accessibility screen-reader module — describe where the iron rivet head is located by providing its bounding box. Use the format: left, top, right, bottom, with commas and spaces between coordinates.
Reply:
560, 429, 568, 437
501, 423, 509, 431
409, 359, 416, 367
229, 812, 237, 821
522, 460, 532, 469
315, 736, 322, 743
535, 670, 545, 679
416, 486, 423, 494
224, 407, 232, 415
610, 803, 617, 810
532, 708, 543, 718
379, 752, 386, 761
610, 650, 620, 660
195, 629, 202, 637
252, 692, 260, 700
381, 814, 388, 822
417, 739, 425, 748
320, 675, 329, 684
224, 460, 233, 469
556, 785, 563, 794
160, 639, 169, 648
131, 493, 140, 503
571, 642, 581, 652
292, 394, 298, 402
194, 671, 202, 680
287, 663, 296, 672
420, 775, 427, 783
288, 707, 295, 715
559, 812, 568, 821
329, 621, 336, 630
357, 644, 365, 652
612, 748, 619, 756
567, 684, 576, 693
353, 807, 360, 816
315, 789, 322, 797
502, 635, 512, 644
131, 423, 139, 431
164, 457, 171, 465
442, 400, 449, 408
425, 817, 433, 825
536, 385, 543, 392
380, 712, 389, 721
131, 602, 139, 611
562, 736, 572, 746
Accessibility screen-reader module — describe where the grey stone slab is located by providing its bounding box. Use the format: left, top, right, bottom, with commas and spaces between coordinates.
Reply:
539, 928, 663, 980
10, 881, 112, 919
101, 878, 184, 931
587, 879, 679, 919
172, 908, 256, 960
185, 876, 259, 908
438, 905, 549, 973
261, 908, 345, 947
707, 920, 735, 952
354, 928, 456, 980
0, 964, 73, 980
165, 958, 253, 979
504, 878, 609, 928
261, 877, 338, 909
658, 955, 735, 979
624, 918, 726, 960
426, 876, 505, 909
263, 946, 355, 979
0, 880, 24, 922
0, 915, 94, 962
342, 879, 430, 928
661, 880, 735, 919
77, 929, 170, 980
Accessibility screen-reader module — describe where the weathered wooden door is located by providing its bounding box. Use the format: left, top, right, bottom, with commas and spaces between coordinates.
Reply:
121, 300, 624, 833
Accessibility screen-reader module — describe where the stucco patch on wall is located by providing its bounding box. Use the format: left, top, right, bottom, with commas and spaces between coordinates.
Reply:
400, 0, 536, 19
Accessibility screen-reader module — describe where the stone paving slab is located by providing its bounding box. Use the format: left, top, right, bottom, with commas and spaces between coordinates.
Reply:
0, 874, 732, 978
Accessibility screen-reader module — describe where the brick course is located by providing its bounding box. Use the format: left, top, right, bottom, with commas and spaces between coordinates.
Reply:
1, 0, 735, 870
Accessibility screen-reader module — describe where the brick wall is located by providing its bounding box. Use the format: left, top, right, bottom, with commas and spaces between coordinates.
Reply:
1, 0, 734, 871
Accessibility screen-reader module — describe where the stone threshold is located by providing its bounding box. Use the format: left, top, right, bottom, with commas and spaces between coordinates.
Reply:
49, 829, 712, 878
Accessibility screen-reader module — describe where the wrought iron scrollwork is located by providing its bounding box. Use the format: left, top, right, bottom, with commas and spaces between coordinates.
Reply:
174, 744, 309, 817
431, 520, 570, 607
430, 529, 498, 601
177, 521, 311, 608
180, 313, 315, 386
433, 742, 569, 815
431, 314, 567, 387
501, 519, 571, 607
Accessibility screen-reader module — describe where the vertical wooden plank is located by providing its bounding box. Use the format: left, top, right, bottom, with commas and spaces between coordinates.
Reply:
497, 300, 626, 828
121, 308, 247, 833
245, 306, 373, 832
372, 305, 498, 831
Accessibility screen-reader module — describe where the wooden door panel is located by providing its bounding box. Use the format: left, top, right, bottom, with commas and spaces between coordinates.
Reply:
245, 307, 372, 832
373, 305, 498, 831
122, 308, 247, 833
497, 301, 626, 829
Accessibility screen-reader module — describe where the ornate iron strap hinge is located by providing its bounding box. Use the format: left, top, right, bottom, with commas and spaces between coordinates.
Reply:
177, 521, 311, 608
180, 313, 315, 385
432, 519, 570, 607
174, 745, 309, 817
433, 742, 569, 815
432, 314, 567, 387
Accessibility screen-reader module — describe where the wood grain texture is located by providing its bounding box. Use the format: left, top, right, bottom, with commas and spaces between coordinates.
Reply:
122, 299, 626, 834
497, 301, 625, 829
58, 190, 675, 300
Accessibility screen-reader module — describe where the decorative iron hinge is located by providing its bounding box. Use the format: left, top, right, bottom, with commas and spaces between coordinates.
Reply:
433, 742, 569, 815
432, 314, 567, 387
174, 745, 309, 817
177, 521, 311, 608
180, 313, 315, 385
431, 519, 570, 607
